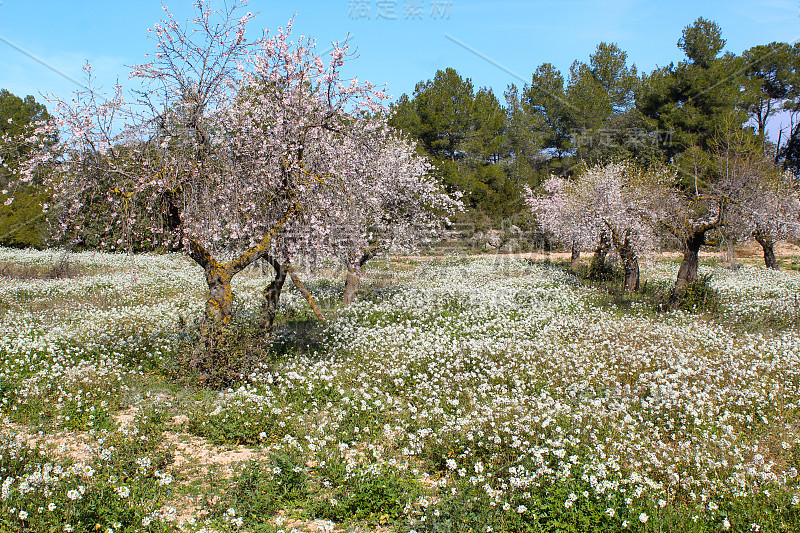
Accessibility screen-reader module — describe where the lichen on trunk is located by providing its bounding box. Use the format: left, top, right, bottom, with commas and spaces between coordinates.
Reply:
186, 207, 296, 326
204, 265, 234, 324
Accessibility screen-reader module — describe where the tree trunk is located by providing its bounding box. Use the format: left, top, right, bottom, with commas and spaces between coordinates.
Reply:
670, 231, 704, 307
187, 207, 295, 326
261, 257, 288, 331
204, 264, 234, 324
342, 247, 378, 306
589, 234, 610, 279
754, 231, 779, 270
618, 243, 639, 293
288, 269, 326, 321
724, 238, 736, 267
570, 240, 581, 269
342, 271, 360, 306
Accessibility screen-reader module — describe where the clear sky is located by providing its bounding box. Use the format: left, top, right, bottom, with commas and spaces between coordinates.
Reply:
1, 0, 798, 141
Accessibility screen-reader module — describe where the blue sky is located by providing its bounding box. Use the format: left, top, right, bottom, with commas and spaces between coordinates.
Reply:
1, 0, 798, 140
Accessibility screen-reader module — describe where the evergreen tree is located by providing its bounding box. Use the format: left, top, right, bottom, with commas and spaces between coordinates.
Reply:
0, 90, 52, 248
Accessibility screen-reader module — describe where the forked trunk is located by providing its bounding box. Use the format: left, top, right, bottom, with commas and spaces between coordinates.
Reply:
669, 232, 704, 308
187, 208, 295, 326
754, 231, 779, 270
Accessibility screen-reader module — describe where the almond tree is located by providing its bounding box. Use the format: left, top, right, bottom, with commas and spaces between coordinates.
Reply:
525, 177, 593, 269
745, 173, 800, 269
337, 136, 462, 305
647, 148, 724, 307
259, 134, 460, 322
16, 1, 423, 326
527, 162, 665, 292
723, 137, 800, 270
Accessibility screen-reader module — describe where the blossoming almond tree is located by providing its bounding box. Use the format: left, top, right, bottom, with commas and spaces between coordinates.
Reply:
525, 177, 593, 270
17, 1, 427, 326
653, 128, 789, 305
527, 162, 665, 292
337, 136, 463, 305
258, 133, 460, 325
744, 172, 800, 270
718, 131, 800, 270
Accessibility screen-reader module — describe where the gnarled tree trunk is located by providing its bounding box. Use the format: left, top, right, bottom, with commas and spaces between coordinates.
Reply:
589, 232, 610, 280
570, 240, 581, 269
261, 256, 288, 331
754, 230, 779, 270
342, 244, 379, 306
204, 264, 234, 324
187, 208, 295, 327
342, 271, 360, 306
617, 240, 639, 293
189, 241, 262, 325
669, 231, 705, 308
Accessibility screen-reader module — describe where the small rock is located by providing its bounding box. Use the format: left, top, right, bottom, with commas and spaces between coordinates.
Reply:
502, 239, 520, 253
486, 229, 502, 248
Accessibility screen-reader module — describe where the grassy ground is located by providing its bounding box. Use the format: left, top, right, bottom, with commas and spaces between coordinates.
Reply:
2, 246, 800, 532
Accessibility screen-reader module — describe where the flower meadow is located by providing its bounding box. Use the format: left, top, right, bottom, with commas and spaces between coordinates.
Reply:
2, 248, 800, 532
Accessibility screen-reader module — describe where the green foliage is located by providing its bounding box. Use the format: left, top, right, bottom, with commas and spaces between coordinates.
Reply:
678, 17, 725, 68
210, 456, 308, 530
186, 390, 292, 446
0, 90, 53, 249
741, 42, 797, 138
0, 186, 48, 249
309, 450, 420, 524
0, 89, 51, 174
675, 272, 720, 312
389, 68, 517, 219
639, 18, 749, 163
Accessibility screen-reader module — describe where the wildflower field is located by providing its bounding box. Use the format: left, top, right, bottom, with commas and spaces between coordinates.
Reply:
2, 247, 800, 533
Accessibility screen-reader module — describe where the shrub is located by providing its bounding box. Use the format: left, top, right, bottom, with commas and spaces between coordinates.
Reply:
172, 309, 273, 388
677, 272, 720, 312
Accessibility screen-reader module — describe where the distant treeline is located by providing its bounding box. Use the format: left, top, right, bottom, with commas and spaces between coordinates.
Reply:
388, 18, 800, 225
